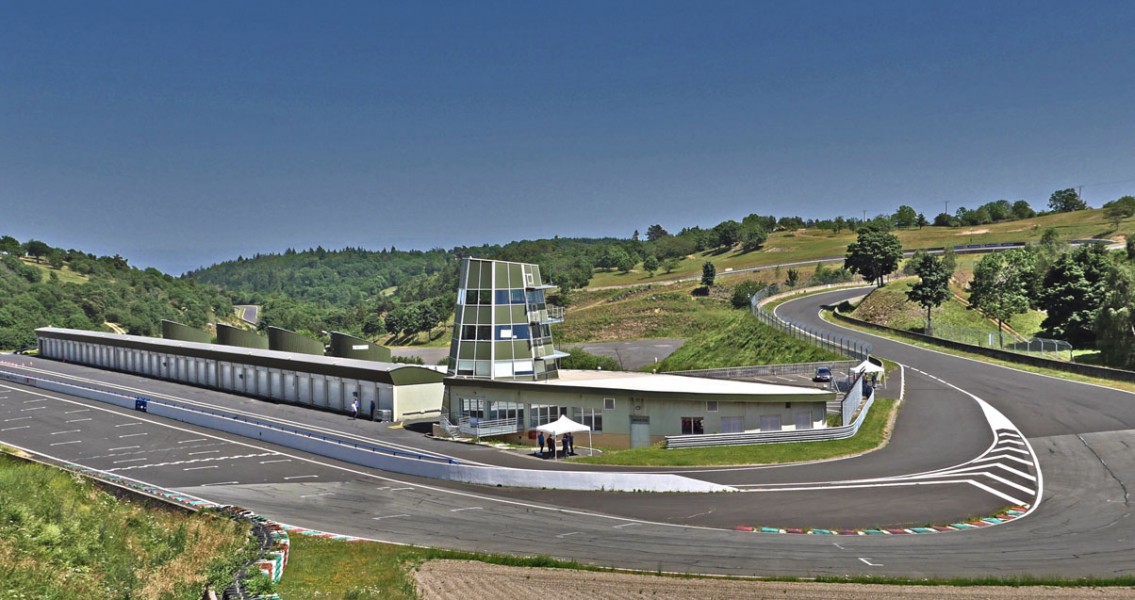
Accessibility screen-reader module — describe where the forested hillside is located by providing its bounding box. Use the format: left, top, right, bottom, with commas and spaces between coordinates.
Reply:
0, 237, 232, 350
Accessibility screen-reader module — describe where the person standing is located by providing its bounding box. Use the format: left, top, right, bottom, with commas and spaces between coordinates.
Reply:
350, 399, 358, 420
369, 399, 376, 421
562, 434, 569, 457
567, 432, 574, 455
537, 432, 545, 457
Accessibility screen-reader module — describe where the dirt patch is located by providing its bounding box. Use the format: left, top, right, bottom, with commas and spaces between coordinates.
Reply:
414, 560, 1134, 600
956, 229, 989, 236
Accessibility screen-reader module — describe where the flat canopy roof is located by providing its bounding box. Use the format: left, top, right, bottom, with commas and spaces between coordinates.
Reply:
36, 327, 444, 386
448, 369, 834, 402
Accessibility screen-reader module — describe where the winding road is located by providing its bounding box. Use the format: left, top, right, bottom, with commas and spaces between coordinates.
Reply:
2, 286, 1134, 579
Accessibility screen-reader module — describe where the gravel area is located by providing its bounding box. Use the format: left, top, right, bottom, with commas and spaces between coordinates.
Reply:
414, 560, 1134, 600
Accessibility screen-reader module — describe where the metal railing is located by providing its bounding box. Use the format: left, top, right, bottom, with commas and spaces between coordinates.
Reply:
0, 367, 458, 465
667, 360, 858, 381
750, 286, 872, 360
457, 415, 522, 437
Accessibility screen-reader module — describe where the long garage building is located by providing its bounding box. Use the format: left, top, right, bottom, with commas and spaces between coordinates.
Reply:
35, 327, 444, 422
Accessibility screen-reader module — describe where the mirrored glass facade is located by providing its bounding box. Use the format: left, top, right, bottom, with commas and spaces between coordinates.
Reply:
447, 257, 564, 380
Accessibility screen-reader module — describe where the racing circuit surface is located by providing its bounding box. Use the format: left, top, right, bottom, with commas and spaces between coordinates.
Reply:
2, 287, 1134, 580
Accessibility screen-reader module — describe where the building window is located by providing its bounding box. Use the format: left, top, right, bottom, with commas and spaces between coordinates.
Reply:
681, 417, 704, 435
572, 407, 603, 432
603, 398, 615, 410
706, 401, 718, 412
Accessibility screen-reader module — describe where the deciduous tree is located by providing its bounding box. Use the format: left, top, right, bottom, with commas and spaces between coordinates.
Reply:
1036, 244, 1114, 345
843, 225, 903, 287
1048, 188, 1087, 213
906, 253, 951, 336
968, 249, 1034, 349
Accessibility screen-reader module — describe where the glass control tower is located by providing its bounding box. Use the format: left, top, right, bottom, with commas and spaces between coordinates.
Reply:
446, 257, 567, 380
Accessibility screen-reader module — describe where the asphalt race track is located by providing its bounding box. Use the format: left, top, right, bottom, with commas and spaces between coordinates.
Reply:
2, 286, 1134, 579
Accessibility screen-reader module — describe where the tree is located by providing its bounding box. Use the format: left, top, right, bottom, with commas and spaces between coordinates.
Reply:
1048, 188, 1087, 213
642, 255, 659, 277
730, 280, 766, 309
662, 257, 680, 274
1127, 237, 1135, 261
1011, 200, 1036, 220
712, 220, 741, 248
1036, 244, 1114, 345
1095, 265, 1135, 369
843, 225, 903, 287
701, 261, 716, 287
892, 205, 918, 228
23, 239, 51, 263
968, 249, 1035, 349
739, 224, 768, 252
906, 254, 951, 336
0, 235, 20, 255
1103, 195, 1135, 229
933, 212, 955, 227
614, 252, 635, 274
941, 246, 958, 276
785, 268, 800, 287
916, 213, 928, 230
645, 224, 669, 241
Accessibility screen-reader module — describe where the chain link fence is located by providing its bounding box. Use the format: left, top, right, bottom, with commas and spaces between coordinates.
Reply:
928, 323, 1074, 361
750, 285, 872, 360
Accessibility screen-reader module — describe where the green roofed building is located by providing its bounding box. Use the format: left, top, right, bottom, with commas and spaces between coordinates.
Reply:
329, 332, 392, 362
161, 320, 212, 344
267, 326, 325, 356
216, 323, 268, 349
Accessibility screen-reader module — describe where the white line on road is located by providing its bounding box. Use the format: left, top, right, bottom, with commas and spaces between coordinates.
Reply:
49, 440, 81, 446
118, 432, 148, 438
200, 481, 239, 487
301, 493, 335, 498
108, 445, 140, 451
184, 466, 218, 471
65, 418, 92, 423
113, 458, 148, 464
115, 423, 142, 428
284, 475, 319, 480
372, 514, 409, 520
391, 487, 414, 491
450, 507, 483, 512
3, 416, 32, 422
833, 543, 846, 550
859, 557, 883, 567
63, 408, 90, 414
556, 531, 582, 538
612, 522, 639, 529
179, 438, 208, 444
1, 425, 31, 432
259, 459, 290, 464
22, 398, 45, 404
20, 406, 45, 412
51, 429, 81, 435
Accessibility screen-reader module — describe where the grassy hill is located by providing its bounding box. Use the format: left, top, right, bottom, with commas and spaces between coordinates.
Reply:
0, 248, 233, 351
587, 207, 1131, 288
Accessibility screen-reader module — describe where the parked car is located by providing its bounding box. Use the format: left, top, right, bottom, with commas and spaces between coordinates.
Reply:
813, 367, 832, 382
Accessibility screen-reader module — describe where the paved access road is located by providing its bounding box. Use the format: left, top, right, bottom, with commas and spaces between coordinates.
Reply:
1, 287, 1133, 579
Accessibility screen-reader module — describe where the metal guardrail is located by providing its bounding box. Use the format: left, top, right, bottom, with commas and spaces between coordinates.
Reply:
666, 385, 875, 448
457, 415, 521, 437
750, 285, 872, 360
0, 367, 458, 465
667, 360, 859, 380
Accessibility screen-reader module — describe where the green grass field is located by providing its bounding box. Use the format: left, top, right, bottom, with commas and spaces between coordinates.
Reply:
19, 256, 90, 284
0, 452, 250, 599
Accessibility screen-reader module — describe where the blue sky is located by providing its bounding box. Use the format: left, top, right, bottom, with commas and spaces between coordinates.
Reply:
3, 1, 1134, 274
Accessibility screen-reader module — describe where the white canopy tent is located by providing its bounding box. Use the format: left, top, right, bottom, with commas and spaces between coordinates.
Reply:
851, 359, 886, 387
536, 415, 592, 459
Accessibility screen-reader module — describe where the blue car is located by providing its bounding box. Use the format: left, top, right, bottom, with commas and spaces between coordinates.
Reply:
813, 367, 832, 382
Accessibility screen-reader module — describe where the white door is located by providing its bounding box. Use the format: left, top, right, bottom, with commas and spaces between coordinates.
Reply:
794, 412, 813, 430
630, 417, 651, 448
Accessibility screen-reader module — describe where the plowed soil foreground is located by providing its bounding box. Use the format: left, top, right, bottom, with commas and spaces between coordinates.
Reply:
414, 560, 1134, 600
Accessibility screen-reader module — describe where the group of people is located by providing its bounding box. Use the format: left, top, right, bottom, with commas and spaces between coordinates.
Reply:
349, 399, 379, 421
535, 431, 574, 458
